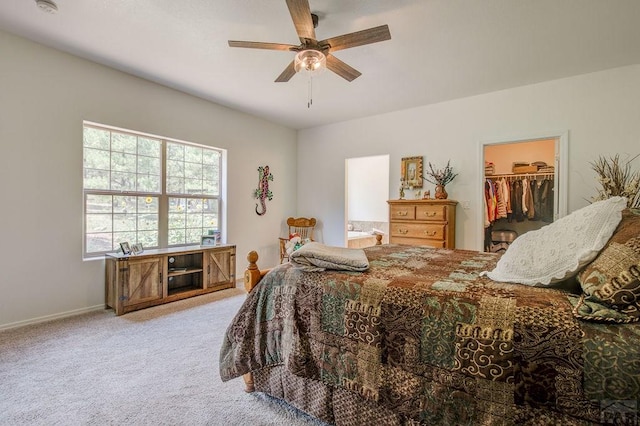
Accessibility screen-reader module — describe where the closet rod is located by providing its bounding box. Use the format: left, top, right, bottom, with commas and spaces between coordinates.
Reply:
485, 172, 554, 179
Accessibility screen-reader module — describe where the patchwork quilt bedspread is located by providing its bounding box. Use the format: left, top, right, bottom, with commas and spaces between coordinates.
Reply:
220, 244, 640, 424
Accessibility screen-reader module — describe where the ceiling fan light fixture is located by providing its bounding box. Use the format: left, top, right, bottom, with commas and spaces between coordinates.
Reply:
35, 0, 58, 14
294, 50, 326, 75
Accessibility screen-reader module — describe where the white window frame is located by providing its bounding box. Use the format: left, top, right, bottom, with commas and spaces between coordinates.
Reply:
82, 121, 224, 259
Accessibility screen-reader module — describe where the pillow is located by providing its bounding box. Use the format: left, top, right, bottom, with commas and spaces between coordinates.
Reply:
573, 208, 640, 323
569, 295, 638, 323
481, 196, 627, 286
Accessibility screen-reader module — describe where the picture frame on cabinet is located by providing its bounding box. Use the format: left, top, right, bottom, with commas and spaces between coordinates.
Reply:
401, 156, 423, 188
201, 236, 217, 246
131, 243, 144, 255
119, 242, 131, 255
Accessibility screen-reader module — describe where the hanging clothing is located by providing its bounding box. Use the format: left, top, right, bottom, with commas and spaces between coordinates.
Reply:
483, 175, 553, 225
496, 178, 512, 220
484, 190, 490, 228
524, 178, 535, 220
539, 179, 554, 222
485, 179, 497, 223
510, 179, 525, 222
496, 180, 507, 219
530, 179, 542, 221
502, 179, 512, 214
521, 177, 528, 216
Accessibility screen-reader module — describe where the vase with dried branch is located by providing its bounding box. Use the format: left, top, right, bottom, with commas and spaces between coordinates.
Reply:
590, 154, 640, 208
423, 160, 458, 200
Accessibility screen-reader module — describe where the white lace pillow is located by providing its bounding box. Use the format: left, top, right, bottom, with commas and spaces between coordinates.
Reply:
482, 196, 627, 286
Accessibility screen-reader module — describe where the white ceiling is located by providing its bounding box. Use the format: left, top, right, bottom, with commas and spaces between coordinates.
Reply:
1, 0, 639, 130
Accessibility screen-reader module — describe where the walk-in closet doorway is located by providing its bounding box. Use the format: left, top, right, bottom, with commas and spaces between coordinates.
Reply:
477, 132, 569, 252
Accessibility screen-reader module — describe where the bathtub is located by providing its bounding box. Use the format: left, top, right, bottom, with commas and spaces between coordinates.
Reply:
348, 231, 372, 239
347, 231, 378, 248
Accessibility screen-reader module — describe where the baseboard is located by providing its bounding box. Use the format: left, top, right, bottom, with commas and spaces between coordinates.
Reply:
0, 304, 106, 331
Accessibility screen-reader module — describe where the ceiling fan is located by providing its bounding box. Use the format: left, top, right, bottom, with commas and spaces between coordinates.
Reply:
228, 0, 391, 82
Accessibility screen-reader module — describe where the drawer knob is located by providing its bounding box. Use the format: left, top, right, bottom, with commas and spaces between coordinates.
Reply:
398, 229, 408, 234
424, 211, 437, 217
424, 230, 437, 236
397, 211, 408, 216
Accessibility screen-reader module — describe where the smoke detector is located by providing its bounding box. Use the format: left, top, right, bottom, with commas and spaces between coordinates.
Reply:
35, 0, 58, 14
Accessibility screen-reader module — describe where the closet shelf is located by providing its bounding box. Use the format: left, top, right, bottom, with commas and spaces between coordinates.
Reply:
485, 172, 554, 180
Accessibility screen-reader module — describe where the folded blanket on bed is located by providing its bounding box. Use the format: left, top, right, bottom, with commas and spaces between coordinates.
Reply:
289, 242, 369, 272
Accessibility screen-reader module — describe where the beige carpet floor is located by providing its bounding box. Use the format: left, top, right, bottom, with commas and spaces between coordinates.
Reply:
0, 287, 327, 425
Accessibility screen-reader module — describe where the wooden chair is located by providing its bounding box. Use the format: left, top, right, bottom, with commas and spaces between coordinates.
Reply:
279, 217, 316, 263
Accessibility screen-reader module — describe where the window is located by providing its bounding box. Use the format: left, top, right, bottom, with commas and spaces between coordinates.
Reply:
83, 122, 223, 258
166, 141, 220, 245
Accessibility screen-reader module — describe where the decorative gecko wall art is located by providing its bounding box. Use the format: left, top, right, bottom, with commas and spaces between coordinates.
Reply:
253, 165, 273, 216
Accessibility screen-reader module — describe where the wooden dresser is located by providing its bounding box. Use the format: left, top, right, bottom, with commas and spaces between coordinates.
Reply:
387, 199, 457, 248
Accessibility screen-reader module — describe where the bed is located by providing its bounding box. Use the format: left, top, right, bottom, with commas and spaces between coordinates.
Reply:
220, 198, 640, 425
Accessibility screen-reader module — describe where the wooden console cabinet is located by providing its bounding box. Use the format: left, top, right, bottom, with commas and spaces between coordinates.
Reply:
388, 199, 457, 248
105, 245, 236, 315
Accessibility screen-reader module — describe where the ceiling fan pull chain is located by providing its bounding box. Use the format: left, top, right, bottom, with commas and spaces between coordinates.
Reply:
308, 75, 313, 108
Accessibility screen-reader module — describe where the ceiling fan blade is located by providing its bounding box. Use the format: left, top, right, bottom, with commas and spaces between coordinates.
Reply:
326, 55, 361, 82
286, 0, 316, 42
228, 40, 297, 51
320, 25, 391, 52
275, 61, 297, 82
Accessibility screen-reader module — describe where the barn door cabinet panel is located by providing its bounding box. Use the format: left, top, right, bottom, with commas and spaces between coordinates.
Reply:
387, 199, 457, 248
105, 245, 236, 315
122, 257, 163, 308
205, 248, 236, 290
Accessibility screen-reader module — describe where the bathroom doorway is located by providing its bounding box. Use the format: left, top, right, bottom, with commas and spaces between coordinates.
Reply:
345, 155, 390, 248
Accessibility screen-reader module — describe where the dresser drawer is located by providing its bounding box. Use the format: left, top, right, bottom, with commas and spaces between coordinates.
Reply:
390, 205, 416, 220
390, 236, 446, 248
415, 204, 446, 221
390, 223, 445, 240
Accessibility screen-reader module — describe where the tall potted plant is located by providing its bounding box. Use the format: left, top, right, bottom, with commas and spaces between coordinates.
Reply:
590, 154, 640, 208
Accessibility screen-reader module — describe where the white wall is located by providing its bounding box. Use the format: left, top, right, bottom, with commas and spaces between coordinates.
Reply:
298, 64, 640, 250
0, 30, 297, 329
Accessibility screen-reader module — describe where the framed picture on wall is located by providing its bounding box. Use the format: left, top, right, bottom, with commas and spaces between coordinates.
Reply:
401, 156, 423, 188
